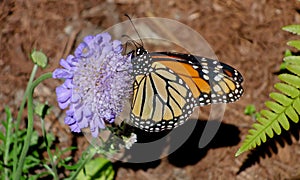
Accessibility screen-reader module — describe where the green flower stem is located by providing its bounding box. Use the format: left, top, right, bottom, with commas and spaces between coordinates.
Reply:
4, 107, 13, 180
15, 64, 39, 131
13, 72, 53, 180
13, 64, 38, 174
40, 116, 59, 180
68, 146, 97, 180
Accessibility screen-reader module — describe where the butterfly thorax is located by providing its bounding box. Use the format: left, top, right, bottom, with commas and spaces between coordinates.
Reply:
131, 47, 153, 76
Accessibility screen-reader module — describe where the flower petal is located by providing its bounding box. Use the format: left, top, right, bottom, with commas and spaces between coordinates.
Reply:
71, 93, 81, 103
58, 99, 70, 109
83, 105, 93, 118
65, 116, 81, 132
53, 68, 73, 79
78, 116, 89, 129
56, 86, 71, 103
83, 35, 94, 44
75, 42, 92, 58
59, 59, 71, 69
112, 40, 122, 53
101, 32, 111, 43
74, 106, 83, 122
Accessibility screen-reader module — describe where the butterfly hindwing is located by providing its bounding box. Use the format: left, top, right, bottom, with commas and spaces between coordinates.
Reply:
130, 59, 197, 132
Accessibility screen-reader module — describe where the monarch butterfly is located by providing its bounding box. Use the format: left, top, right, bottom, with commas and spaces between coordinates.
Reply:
128, 45, 244, 132
124, 15, 243, 132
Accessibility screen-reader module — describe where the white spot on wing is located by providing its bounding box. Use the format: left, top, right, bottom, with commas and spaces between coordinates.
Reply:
203, 74, 209, 80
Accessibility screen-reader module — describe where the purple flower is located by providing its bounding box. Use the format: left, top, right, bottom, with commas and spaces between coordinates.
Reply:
53, 32, 133, 137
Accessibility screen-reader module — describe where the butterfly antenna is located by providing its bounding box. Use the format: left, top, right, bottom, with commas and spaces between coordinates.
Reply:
124, 14, 144, 47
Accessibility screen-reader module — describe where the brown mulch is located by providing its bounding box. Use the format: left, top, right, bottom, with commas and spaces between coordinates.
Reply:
1, 0, 300, 179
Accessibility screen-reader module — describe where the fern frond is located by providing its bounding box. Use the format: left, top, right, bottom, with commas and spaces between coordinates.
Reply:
236, 57, 300, 157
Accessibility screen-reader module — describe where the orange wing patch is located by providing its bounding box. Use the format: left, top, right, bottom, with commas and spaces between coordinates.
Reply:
157, 60, 211, 98
223, 69, 233, 77
192, 77, 211, 94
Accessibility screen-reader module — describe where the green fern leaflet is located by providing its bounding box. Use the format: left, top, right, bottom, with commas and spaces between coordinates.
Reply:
282, 24, 300, 36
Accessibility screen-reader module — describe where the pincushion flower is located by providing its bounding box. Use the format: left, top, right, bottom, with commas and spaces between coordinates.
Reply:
53, 32, 133, 137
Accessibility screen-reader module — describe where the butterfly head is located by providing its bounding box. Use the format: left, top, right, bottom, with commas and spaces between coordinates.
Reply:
128, 46, 148, 58
136, 46, 148, 56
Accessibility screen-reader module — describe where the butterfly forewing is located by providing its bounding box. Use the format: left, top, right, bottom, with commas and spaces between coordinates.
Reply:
152, 52, 244, 105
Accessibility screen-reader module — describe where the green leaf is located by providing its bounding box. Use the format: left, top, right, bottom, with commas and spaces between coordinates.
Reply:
279, 74, 300, 88
23, 155, 41, 172
61, 163, 81, 171
280, 50, 294, 70
274, 83, 299, 98
284, 56, 300, 65
284, 49, 293, 57
30, 50, 48, 68
282, 24, 300, 35
280, 62, 287, 71
255, 112, 261, 119
260, 109, 276, 119
270, 92, 292, 106
76, 157, 114, 180
272, 120, 282, 135
28, 173, 50, 180
285, 106, 299, 123
46, 133, 55, 147
62, 146, 77, 153
244, 104, 256, 115
63, 156, 73, 162
252, 123, 263, 130
287, 40, 300, 50
34, 102, 51, 118
43, 164, 54, 176
286, 64, 300, 76
265, 126, 274, 138
278, 113, 290, 130
248, 129, 256, 135
0, 131, 5, 141
30, 131, 39, 146
293, 98, 300, 115
257, 116, 268, 125
265, 101, 284, 113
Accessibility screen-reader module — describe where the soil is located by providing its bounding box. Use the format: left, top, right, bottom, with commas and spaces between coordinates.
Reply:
1, 0, 300, 179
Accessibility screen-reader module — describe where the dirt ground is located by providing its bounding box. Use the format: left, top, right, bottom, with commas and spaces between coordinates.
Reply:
1, 0, 300, 179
